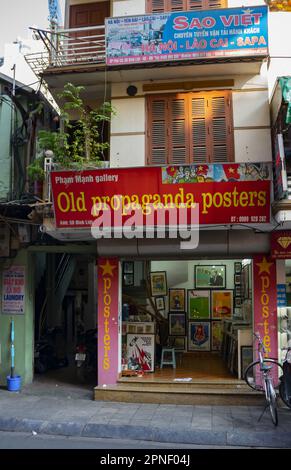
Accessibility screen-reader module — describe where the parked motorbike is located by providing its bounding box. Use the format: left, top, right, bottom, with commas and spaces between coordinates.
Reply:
75, 328, 97, 383
34, 327, 68, 374
279, 347, 291, 408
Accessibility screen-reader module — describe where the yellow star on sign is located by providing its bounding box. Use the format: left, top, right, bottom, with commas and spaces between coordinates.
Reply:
100, 260, 116, 276
228, 167, 234, 173
256, 257, 273, 275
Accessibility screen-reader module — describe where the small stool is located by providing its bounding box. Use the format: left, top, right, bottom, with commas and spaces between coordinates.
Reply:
160, 348, 176, 369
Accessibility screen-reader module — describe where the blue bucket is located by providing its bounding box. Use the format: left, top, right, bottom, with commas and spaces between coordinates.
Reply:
7, 375, 22, 392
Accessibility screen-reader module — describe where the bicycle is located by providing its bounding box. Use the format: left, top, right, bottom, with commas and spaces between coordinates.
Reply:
244, 332, 283, 426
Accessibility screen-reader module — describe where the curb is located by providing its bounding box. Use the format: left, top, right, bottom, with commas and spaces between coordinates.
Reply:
0, 417, 291, 447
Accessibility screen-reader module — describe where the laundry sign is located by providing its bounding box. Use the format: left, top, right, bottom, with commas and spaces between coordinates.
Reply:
2, 266, 25, 314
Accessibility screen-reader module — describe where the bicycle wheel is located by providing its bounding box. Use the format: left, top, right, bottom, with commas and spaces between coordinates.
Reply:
244, 359, 283, 391
266, 380, 278, 426
279, 380, 291, 409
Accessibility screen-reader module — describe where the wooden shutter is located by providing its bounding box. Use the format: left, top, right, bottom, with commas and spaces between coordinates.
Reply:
147, 0, 227, 12
147, 91, 233, 165
147, 96, 169, 165
207, 91, 233, 163
190, 94, 208, 163
146, 0, 167, 13
169, 95, 188, 164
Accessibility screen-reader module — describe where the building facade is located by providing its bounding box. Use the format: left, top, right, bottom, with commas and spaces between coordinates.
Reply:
1, 0, 291, 400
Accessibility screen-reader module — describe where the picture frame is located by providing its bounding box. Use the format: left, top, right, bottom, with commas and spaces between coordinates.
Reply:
235, 297, 242, 308
123, 261, 134, 274
155, 296, 165, 311
211, 321, 223, 351
240, 346, 253, 378
235, 285, 242, 297
149, 271, 167, 297
127, 334, 155, 372
169, 313, 186, 336
234, 274, 241, 285
241, 264, 250, 300
234, 262, 242, 274
188, 321, 210, 351
211, 290, 233, 319
123, 273, 134, 286
194, 265, 226, 289
188, 290, 210, 320
127, 322, 155, 335
170, 336, 186, 351
169, 288, 185, 312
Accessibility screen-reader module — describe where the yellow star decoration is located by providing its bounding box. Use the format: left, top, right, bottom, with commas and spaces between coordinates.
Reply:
100, 260, 116, 276
256, 257, 273, 275
228, 167, 234, 173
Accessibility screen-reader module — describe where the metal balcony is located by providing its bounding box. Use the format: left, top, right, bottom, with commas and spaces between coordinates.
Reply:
25, 25, 106, 77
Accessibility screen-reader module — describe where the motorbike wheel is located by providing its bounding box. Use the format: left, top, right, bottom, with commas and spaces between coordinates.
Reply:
279, 380, 291, 409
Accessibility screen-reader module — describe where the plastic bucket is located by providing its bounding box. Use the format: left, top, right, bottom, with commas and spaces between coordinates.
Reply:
7, 375, 22, 392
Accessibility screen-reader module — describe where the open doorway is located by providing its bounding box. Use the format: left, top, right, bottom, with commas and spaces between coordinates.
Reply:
33, 252, 97, 387
121, 259, 253, 382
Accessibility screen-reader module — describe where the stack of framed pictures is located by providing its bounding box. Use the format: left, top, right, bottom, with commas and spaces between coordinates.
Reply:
187, 288, 233, 352
234, 262, 242, 312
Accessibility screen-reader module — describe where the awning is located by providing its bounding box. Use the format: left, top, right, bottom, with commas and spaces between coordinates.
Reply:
279, 77, 291, 124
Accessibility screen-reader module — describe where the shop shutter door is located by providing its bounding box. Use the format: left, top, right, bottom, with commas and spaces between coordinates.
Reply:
190, 94, 208, 163
147, 96, 169, 165
169, 96, 188, 164
208, 92, 233, 163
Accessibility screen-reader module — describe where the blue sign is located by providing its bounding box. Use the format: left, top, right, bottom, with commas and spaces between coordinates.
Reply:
106, 6, 268, 65
277, 284, 287, 307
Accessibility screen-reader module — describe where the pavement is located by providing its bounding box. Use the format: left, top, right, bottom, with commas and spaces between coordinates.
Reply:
1, 378, 291, 448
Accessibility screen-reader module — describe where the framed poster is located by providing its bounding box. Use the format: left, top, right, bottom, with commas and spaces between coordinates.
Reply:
241, 346, 253, 377
194, 265, 226, 289
235, 297, 242, 308
211, 321, 223, 351
127, 333, 155, 372
123, 273, 134, 286
169, 313, 186, 336
155, 296, 165, 311
234, 274, 241, 285
170, 336, 186, 351
123, 261, 134, 274
188, 322, 210, 351
234, 262, 242, 274
150, 271, 167, 296
211, 290, 233, 319
188, 290, 210, 320
169, 288, 185, 312
241, 264, 250, 299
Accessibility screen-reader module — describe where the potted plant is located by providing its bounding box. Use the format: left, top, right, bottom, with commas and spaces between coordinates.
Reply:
27, 82, 114, 187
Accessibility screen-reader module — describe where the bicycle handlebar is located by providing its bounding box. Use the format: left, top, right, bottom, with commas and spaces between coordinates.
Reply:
253, 332, 266, 354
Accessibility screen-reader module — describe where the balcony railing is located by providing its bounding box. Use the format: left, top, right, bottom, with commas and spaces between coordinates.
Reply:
25, 25, 106, 75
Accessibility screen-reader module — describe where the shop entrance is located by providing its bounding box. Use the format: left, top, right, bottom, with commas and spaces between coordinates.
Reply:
33, 252, 97, 387
121, 259, 253, 382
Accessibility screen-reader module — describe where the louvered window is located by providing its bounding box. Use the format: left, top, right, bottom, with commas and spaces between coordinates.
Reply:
147, 91, 233, 165
146, 0, 227, 13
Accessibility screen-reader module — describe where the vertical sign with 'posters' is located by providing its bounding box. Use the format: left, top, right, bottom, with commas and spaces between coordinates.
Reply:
253, 256, 278, 360
98, 258, 119, 385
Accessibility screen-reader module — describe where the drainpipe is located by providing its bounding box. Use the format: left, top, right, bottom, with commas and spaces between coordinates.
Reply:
10, 64, 16, 199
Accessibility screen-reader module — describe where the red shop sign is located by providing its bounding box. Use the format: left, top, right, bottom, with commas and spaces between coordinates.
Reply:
50, 164, 271, 229
271, 231, 291, 259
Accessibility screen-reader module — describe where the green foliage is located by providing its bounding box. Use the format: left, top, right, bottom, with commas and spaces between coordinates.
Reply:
27, 83, 114, 180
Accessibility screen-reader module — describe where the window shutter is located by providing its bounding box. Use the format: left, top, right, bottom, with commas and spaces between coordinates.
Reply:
147, 96, 169, 165
169, 0, 188, 11
188, 0, 204, 10
146, 0, 167, 13
169, 96, 188, 164
147, 0, 227, 12
207, 0, 227, 9
189, 94, 208, 164
207, 91, 233, 163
